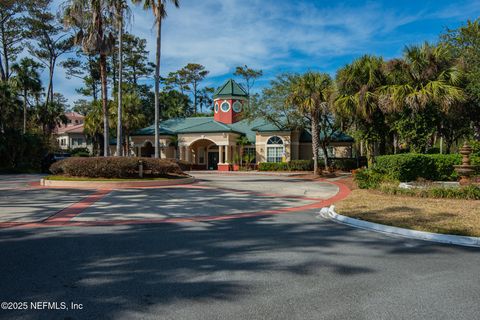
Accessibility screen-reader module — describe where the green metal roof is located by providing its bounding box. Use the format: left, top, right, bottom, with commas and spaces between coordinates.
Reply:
133, 116, 354, 144
213, 79, 248, 99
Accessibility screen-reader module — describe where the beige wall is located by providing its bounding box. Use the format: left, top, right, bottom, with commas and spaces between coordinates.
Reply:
255, 131, 292, 162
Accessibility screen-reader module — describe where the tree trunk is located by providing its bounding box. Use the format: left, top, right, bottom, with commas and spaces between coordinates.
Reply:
0, 47, 5, 81
153, 13, 162, 159
99, 53, 109, 157
1, 24, 9, 81
193, 81, 197, 114
45, 59, 55, 106
321, 142, 329, 171
23, 88, 27, 134
366, 142, 375, 167
311, 110, 320, 175
116, 14, 123, 157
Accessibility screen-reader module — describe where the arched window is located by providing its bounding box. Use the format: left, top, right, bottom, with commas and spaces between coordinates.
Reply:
266, 136, 284, 163
232, 101, 243, 113
214, 102, 219, 113
267, 136, 283, 145
221, 101, 230, 112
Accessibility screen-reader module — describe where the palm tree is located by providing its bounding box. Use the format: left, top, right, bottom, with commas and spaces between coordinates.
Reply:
236, 136, 250, 167
62, 0, 115, 157
335, 55, 387, 166
288, 72, 334, 175
112, 1, 131, 157
110, 92, 146, 156
132, 0, 180, 158
379, 43, 465, 113
10, 58, 43, 134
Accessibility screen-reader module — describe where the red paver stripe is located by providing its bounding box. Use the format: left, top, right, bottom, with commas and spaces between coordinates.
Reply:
44, 190, 111, 224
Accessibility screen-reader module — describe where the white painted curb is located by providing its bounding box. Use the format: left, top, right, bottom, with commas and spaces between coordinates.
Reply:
319, 205, 480, 248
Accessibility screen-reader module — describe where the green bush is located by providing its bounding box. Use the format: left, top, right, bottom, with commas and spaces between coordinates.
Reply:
353, 168, 387, 189
70, 147, 90, 157
379, 184, 480, 200
373, 153, 462, 182
258, 160, 315, 171
288, 160, 314, 171
330, 158, 357, 171
50, 157, 183, 178
258, 162, 290, 171
0, 130, 48, 172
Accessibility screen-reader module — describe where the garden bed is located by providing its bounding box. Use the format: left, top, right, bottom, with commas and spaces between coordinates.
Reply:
335, 189, 480, 237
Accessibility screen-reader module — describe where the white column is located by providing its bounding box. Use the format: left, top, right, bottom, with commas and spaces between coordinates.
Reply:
179, 146, 185, 161
219, 145, 224, 163
225, 145, 230, 163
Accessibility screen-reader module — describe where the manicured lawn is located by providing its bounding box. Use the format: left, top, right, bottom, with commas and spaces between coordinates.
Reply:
44, 175, 170, 181
335, 189, 480, 237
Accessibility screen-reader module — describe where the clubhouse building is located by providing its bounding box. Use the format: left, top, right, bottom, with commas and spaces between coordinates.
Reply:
130, 79, 354, 170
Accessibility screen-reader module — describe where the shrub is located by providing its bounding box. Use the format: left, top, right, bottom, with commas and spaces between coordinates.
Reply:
288, 160, 314, 171
70, 147, 90, 157
258, 160, 315, 171
353, 168, 387, 189
379, 183, 480, 200
258, 162, 290, 171
49, 157, 183, 178
373, 153, 461, 182
330, 158, 358, 171
0, 130, 48, 172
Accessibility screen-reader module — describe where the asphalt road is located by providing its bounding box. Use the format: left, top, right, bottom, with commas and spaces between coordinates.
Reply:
0, 173, 479, 320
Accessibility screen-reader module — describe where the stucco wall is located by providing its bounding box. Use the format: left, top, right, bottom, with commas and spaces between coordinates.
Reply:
255, 131, 292, 162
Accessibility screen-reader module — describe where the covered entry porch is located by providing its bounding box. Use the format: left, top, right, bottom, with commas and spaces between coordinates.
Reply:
179, 136, 240, 171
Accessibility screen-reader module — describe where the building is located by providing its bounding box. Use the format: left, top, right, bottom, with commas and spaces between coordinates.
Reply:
130, 79, 354, 170
55, 112, 92, 153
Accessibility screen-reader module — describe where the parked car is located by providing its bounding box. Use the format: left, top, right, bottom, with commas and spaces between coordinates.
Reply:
41, 152, 71, 173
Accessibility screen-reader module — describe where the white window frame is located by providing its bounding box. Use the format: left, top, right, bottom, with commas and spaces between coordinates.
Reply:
232, 101, 242, 113
214, 102, 219, 113
220, 101, 231, 112
266, 136, 284, 163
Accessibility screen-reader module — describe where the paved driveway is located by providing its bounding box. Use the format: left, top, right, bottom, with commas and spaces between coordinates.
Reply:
0, 173, 479, 320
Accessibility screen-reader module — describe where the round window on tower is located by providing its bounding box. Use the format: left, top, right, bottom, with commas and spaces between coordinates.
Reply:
221, 101, 230, 112
232, 101, 243, 113
214, 102, 219, 113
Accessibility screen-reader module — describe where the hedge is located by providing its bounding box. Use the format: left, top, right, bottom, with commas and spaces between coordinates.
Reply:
379, 184, 480, 200
258, 160, 314, 171
373, 154, 463, 182
50, 157, 183, 178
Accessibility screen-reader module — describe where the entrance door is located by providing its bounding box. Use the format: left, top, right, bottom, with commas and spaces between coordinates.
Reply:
208, 152, 219, 170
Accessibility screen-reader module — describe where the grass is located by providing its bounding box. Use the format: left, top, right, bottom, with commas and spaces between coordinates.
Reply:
44, 175, 171, 181
335, 189, 480, 237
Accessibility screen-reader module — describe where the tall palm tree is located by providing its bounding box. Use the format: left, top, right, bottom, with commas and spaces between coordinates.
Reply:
62, 0, 115, 157
379, 43, 465, 113
10, 58, 43, 134
132, 0, 180, 158
288, 72, 334, 175
335, 55, 387, 166
112, 1, 131, 157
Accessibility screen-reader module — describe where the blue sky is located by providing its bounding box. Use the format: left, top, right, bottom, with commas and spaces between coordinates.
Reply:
48, 0, 480, 105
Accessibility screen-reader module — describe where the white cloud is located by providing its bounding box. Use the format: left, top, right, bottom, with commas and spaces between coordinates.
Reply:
39, 0, 480, 104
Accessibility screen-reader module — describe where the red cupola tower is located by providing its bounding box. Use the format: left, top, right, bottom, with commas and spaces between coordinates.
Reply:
213, 79, 248, 124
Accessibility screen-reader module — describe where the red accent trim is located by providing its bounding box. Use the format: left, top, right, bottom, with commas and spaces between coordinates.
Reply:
43, 190, 111, 224
217, 164, 232, 171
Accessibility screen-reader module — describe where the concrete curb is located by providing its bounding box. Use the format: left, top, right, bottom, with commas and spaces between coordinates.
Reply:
40, 176, 195, 189
319, 205, 480, 248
